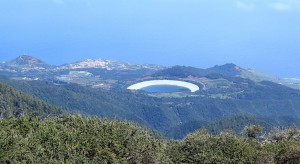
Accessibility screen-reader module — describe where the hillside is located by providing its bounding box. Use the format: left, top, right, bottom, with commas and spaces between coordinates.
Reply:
0, 79, 175, 131
152, 65, 211, 78
1, 55, 300, 90
1, 56, 300, 139
154, 65, 300, 90
2, 78, 300, 139
166, 115, 300, 139
0, 82, 62, 118
6, 55, 50, 67
0, 55, 164, 88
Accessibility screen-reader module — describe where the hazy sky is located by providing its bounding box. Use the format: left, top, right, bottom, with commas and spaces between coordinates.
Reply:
0, 0, 300, 77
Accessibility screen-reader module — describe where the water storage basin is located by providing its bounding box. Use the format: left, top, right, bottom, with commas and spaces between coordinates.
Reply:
127, 80, 200, 93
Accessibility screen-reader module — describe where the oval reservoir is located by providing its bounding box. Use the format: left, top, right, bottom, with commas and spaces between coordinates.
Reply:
127, 80, 199, 93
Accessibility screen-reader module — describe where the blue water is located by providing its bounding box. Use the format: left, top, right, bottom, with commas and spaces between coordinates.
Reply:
141, 85, 190, 93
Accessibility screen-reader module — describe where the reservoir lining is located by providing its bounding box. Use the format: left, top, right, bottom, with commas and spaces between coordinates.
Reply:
127, 80, 200, 93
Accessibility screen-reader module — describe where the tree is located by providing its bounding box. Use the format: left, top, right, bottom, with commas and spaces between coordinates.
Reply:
243, 125, 262, 139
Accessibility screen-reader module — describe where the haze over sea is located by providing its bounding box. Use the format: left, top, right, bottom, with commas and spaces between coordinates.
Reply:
0, 0, 300, 77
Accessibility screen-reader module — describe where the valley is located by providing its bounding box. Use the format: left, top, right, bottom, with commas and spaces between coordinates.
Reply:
1, 55, 300, 139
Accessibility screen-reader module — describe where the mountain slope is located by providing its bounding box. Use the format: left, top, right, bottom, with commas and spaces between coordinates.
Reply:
0, 82, 62, 118
152, 66, 210, 78
4, 55, 50, 68
2, 78, 300, 139
207, 63, 242, 76
0, 79, 181, 132
153, 64, 300, 90
1, 56, 300, 139
58, 58, 164, 71
166, 114, 300, 139
1, 55, 299, 90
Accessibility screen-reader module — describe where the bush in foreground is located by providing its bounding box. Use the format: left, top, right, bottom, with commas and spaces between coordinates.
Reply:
0, 116, 168, 163
1, 116, 300, 163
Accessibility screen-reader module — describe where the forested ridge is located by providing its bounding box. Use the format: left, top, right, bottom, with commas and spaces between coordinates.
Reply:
0, 82, 62, 118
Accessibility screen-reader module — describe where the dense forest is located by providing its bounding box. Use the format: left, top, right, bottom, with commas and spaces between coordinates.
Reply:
0, 82, 62, 118
1, 115, 300, 163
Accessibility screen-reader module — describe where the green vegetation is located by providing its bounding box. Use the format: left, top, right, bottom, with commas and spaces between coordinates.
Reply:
166, 115, 300, 139
0, 82, 62, 118
1, 79, 300, 139
0, 116, 168, 163
1, 80, 300, 163
1, 115, 300, 163
153, 65, 223, 79
168, 128, 300, 163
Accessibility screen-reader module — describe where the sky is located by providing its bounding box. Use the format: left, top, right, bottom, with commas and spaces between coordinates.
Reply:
0, 0, 300, 77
